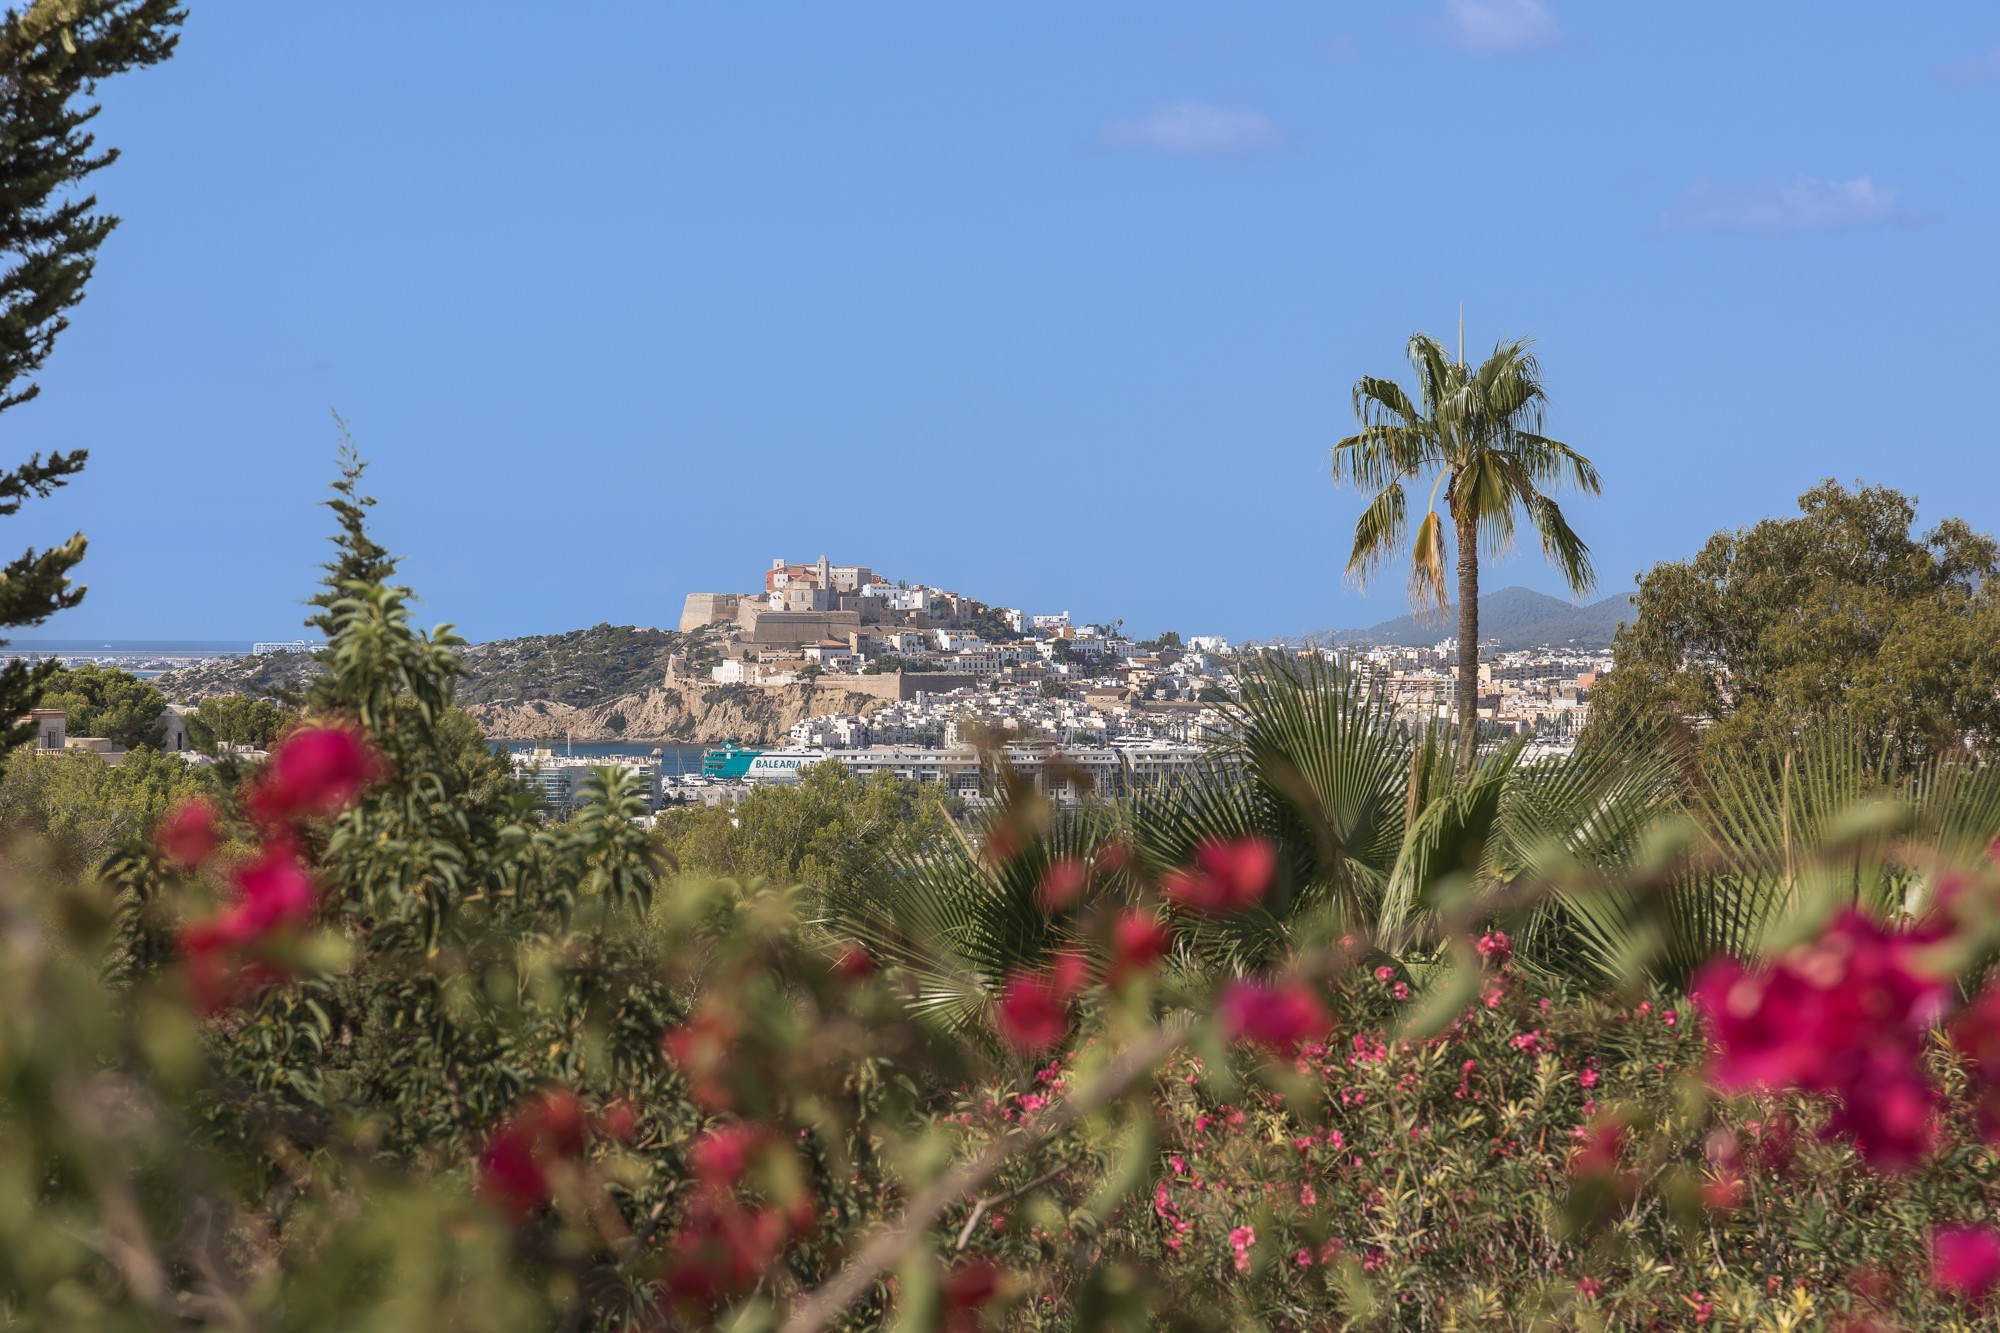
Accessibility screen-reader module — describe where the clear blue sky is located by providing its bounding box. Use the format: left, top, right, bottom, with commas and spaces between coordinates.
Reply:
11, 2, 1999, 643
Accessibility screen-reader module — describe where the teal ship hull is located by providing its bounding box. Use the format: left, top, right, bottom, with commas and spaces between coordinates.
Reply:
700, 742, 763, 780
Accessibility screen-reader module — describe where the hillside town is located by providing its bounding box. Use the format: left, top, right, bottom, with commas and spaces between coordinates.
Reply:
503, 555, 1618, 812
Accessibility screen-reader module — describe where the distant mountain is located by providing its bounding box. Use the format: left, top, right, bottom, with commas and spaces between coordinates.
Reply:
1325, 586, 1636, 650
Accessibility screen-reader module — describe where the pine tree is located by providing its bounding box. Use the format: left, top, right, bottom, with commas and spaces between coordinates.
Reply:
0, 0, 183, 745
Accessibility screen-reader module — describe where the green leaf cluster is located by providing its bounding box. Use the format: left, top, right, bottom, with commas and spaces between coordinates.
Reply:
1594, 479, 2000, 765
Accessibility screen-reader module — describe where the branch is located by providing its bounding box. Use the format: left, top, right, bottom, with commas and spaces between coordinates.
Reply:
780, 1026, 1182, 1333
952, 1165, 1069, 1252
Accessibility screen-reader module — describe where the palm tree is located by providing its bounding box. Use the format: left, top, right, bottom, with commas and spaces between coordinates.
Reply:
1334, 332, 1600, 771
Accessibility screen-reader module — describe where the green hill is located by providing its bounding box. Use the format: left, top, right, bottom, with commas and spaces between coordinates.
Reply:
1328, 586, 1635, 650
156, 623, 683, 709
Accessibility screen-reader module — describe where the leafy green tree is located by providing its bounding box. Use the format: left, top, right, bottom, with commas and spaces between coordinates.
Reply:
188, 693, 293, 750
0, 741, 211, 877
1592, 480, 2000, 764
1333, 332, 1599, 769
35, 661, 165, 747
0, 0, 183, 746
656, 762, 959, 912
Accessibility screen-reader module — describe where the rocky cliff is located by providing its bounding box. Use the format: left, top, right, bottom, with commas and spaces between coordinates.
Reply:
463, 680, 894, 746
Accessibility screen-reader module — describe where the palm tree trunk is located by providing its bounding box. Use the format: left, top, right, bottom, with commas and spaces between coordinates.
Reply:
1455, 507, 1480, 772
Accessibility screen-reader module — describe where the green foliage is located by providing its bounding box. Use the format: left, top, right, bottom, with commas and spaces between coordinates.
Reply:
186, 693, 293, 750
0, 0, 184, 747
656, 761, 959, 912
1594, 479, 2000, 765
0, 741, 212, 875
457, 623, 681, 708
34, 661, 166, 747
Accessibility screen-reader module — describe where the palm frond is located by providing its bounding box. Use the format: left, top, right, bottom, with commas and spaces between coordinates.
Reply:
1408, 509, 1451, 615
1526, 493, 1596, 599
1346, 484, 1408, 586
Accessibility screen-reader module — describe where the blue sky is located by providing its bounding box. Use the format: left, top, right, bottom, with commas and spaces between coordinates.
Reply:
10, 2, 1999, 643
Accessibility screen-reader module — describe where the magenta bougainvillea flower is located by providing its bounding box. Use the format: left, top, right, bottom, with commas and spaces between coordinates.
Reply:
1690, 910, 1954, 1169
1933, 1224, 2000, 1299
995, 963, 1081, 1052
1110, 910, 1174, 983
1163, 835, 1275, 915
155, 795, 222, 868
1219, 979, 1331, 1055
1036, 856, 1088, 913
246, 723, 383, 823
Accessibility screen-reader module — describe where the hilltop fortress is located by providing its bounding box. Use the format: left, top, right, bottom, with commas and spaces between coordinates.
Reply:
679, 555, 1001, 647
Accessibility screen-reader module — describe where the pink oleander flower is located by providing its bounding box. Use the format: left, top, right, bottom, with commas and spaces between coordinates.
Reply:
155, 796, 223, 868
1036, 856, 1088, 913
1229, 1224, 1256, 1273
246, 722, 382, 823
1476, 929, 1513, 967
690, 1122, 767, 1188
1162, 835, 1274, 914
995, 960, 1086, 1052
477, 1088, 588, 1220
1219, 978, 1331, 1055
1109, 910, 1174, 982
1950, 982, 2000, 1141
1934, 1224, 2000, 1299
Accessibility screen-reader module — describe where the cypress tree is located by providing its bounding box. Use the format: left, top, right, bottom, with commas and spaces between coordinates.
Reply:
0, 0, 183, 745
306, 418, 399, 641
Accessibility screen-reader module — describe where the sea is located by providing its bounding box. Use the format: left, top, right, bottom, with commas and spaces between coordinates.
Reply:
5, 639, 256, 677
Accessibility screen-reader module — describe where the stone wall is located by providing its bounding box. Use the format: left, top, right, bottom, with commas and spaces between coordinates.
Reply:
735, 602, 862, 646
678, 593, 741, 632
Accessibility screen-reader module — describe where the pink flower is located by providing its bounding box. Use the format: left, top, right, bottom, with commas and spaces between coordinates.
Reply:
1575, 1277, 1602, 1300
690, 1123, 765, 1188
1578, 1068, 1598, 1089
1476, 930, 1512, 967
1300, 1184, 1316, 1206
995, 977, 1067, 1052
1691, 911, 1954, 1170
1219, 979, 1331, 1055
231, 848, 317, 935
1229, 1224, 1256, 1273
477, 1089, 589, 1220
1162, 836, 1274, 915
1569, 1114, 1628, 1178
1109, 911, 1174, 982
247, 723, 381, 823
1036, 857, 1088, 913
1934, 1225, 2000, 1299
155, 797, 222, 868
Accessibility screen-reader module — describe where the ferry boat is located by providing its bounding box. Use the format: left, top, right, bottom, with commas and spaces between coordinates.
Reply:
699, 742, 763, 780
741, 748, 820, 783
